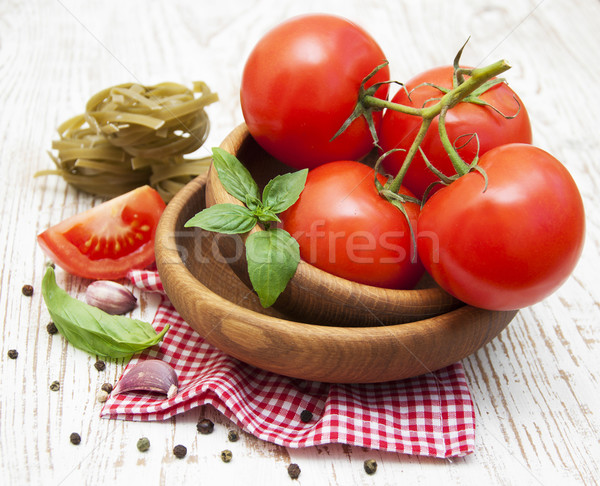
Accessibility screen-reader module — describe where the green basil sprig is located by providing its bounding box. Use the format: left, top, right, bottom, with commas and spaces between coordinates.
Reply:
185, 147, 307, 307
41, 266, 169, 359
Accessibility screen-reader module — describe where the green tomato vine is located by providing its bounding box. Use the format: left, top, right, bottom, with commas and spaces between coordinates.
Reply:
335, 40, 515, 201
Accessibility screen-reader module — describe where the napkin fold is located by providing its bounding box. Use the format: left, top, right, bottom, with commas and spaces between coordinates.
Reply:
100, 270, 475, 458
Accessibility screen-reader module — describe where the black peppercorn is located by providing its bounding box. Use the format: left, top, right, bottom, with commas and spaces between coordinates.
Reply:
7, 349, 18, 359
101, 382, 113, 394
299, 409, 313, 423
94, 360, 106, 371
50, 380, 60, 391
137, 437, 150, 452
364, 459, 377, 475
196, 418, 214, 434
22, 284, 34, 296
46, 322, 58, 334
220, 449, 232, 463
287, 463, 301, 479
227, 430, 239, 442
173, 444, 187, 458
70, 432, 81, 445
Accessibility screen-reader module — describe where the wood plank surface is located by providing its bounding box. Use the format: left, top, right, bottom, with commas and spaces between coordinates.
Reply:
1, 0, 599, 484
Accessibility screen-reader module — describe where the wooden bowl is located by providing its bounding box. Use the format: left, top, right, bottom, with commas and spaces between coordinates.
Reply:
155, 173, 517, 383
205, 123, 461, 326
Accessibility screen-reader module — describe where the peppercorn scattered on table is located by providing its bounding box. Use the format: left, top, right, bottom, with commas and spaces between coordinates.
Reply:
2, 1, 599, 485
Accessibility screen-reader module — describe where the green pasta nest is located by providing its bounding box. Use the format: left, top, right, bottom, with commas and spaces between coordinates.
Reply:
37, 81, 218, 202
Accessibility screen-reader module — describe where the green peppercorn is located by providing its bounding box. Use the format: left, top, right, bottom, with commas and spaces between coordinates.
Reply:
70, 432, 81, 445
7, 349, 18, 359
364, 459, 377, 475
50, 380, 60, 391
173, 444, 187, 459
137, 437, 150, 452
220, 449, 232, 463
227, 430, 239, 442
287, 463, 301, 479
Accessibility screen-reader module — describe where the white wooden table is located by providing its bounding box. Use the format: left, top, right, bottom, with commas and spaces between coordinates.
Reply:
1, 0, 599, 484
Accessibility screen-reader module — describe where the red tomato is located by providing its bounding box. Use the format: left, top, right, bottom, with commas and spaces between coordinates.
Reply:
240, 14, 389, 170
38, 186, 166, 280
280, 161, 424, 289
417, 144, 585, 310
379, 65, 532, 199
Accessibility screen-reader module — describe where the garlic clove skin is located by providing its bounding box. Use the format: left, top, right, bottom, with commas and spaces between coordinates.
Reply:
113, 359, 178, 399
167, 384, 178, 399
86, 280, 137, 315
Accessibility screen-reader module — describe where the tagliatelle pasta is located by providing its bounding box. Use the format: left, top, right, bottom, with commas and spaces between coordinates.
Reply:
36, 81, 218, 201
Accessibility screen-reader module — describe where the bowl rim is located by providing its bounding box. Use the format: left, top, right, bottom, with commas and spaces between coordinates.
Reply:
155, 172, 517, 383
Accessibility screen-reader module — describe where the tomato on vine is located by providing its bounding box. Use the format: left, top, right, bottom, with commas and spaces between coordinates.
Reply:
378, 65, 532, 199
239, 27, 584, 308
417, 144, 585, 311
280, 160, 424, 289
240, 14, 390, 170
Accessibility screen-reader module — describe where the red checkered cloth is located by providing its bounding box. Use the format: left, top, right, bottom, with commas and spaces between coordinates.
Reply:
100, 270, 476, 458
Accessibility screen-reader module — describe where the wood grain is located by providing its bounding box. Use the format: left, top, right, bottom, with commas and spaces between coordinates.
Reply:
1, 0, 599, 484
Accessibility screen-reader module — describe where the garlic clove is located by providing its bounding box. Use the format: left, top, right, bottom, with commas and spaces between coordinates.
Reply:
86, 280, 137, 315
113, 359, 178, 399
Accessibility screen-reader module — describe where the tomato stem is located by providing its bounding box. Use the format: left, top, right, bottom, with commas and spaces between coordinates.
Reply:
437, 105, 470, 176
361, 95, 423, 117
371, 59, 511, 194
386, 118, 432, 193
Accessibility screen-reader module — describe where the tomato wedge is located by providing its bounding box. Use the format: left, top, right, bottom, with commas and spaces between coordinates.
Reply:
38, 186, 166, 280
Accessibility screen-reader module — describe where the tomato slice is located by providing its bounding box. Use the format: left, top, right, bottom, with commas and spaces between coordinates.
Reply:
38, 186, 166, 280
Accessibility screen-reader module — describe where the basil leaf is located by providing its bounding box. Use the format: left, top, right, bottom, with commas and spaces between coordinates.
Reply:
185, 203, 257, 234
262, 169, 308, 213
254, 207, 281, 225
195, 149, 308, 307
41, 266, 169, 359
212, 147, 260, 204
245, 228, 300, 307
244, 193, 262, 212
